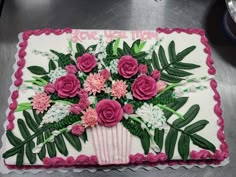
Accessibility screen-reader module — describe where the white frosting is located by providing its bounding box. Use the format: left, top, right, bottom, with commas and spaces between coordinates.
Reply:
4, 29, 221, 165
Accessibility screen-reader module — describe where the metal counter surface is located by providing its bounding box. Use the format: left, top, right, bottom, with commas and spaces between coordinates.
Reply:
0, 0, 235, 176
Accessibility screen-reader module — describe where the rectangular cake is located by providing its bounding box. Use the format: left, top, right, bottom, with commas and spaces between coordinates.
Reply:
0, 28, 229, 170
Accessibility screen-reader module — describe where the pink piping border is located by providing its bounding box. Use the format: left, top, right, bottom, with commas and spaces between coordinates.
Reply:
6, 28, 72, 130
4, 28, 229, 169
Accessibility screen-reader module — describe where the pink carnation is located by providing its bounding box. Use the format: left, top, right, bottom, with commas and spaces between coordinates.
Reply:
31, 92, 51, 114
70, 104, 82, 114
100, 69, 110, 80
111, 80, 127, 99
44, 83, 55, 94
138, 64, 148, 74
71, 124, 85, 136
84, 73, 106, 95
82, 107, 97, 127
65, 64, 78, 74
156, 80, 167, 93
151, 70, 161, 80
123, 104, 134, 114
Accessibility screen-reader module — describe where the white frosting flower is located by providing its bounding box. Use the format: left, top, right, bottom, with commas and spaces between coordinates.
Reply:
40, 102, 70, 126
136, 103, 167, 130
109, 59, 119, 74
48, 67, 67, 83
125, 92, 133, 100
32, 143, 44, 154
88, 96, 96, 105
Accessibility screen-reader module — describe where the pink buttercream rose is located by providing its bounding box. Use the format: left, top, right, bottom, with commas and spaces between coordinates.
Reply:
44, 83, 55, 94
131, 75, 158, 100
96, 99, 123, 127
118, 55, 138, 78
138, 64, 148, 74
156, 80, 167, 93
65, 64, 78, 74
77, 53, 97, 73
71, 124, 85, 136
100, 69, 110, 80
54, 74, 80, 98
70, 104, 82, 114
151, 69, 161, 80
123, 103, 134, 114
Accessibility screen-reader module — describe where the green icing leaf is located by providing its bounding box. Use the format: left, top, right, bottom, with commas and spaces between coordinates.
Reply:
63, 132, 82, 152
164, 97, 188, 119
173, 104, 200, 128
191, 134, 216, 152
152, 51, 160, 70
27, 66, 48, 75
16, 147, 24, 166
121, 118, 143, 137
37, 134, 46, 160
26, 141, 36, 164
23, 110, 38, 132
176, 46, 196, 61
160, 72, 183, 83
174, 62, 200, 70
178, 134, 190, 161
51, 50, 74, 68
133, 51, 148, 61
158, 45, 169, 68
166, 67, 192, 77
184, 120, 209, 134
165, 127, 178, 160
18, 119, 31, 139
131, 39, 140, 54
140, 130, 150, 155
113, 38, 120, 55
32, 109, 43, 125
106, 40, 115, 56
80, 131, 88, 143
6, 130, 22, 146
48, 59, 56, 71
15, 103, 32, 112
168, 40, 176, 62
117, 48, 124, 57
154, 129, 164, 151
54, 134, 68, 156
75, 43, 85, 57
123, 41, 132, 55
44, 130, 56, 158
85, 44, 97, 52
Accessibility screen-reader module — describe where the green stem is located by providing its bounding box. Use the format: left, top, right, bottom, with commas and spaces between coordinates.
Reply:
166, 121, 191, 136
51, 100, 72, 105
158, 104, 185, 120
156, 83, 179, 98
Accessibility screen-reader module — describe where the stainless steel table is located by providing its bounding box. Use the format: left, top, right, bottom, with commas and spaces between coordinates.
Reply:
0, 0, 235, 176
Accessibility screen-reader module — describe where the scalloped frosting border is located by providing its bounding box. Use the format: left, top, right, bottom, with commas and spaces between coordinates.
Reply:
4, 28, 229, 169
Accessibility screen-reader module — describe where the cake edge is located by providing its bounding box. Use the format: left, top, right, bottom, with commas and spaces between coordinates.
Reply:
0, 28, 229, 170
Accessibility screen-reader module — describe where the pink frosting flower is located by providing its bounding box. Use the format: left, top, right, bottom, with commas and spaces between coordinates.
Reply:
151, 69, 161, 80
71, 124, 85, 136
70, 104, 82, 114
138, 64, 148, 74
78, 89, 88, 98
65, 64, 78, 74
84, 73, 106, 95
131, 75, 158, 100
44, 83, 55, 94
77, 53, 97, 73
54, 74, 81, 98
82, 107, 97, 127
118, 55, 138, 78
79, 98, 90, 110
100, 69, 110, 80
111, 80, 127, 99
31, 92, 51, 114
96, 99, 123, 127
123, 104, 134, 114
156, 80, 167, 93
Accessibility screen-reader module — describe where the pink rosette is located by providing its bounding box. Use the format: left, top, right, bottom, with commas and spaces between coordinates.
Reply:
96, 99, 123, 127
77, 53, 97, 73
156, 80, 167, 92
138, 64, 148, 74
131, 75, 158, 100
71, 124, 85, 136
54, 74, 80, 98
65, 64, 78, 74
151, 69, 161, 80
100, 69, 110, 80
123, 103, 134, 114
118, 55, 138, 78
44, 83, 55, 94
